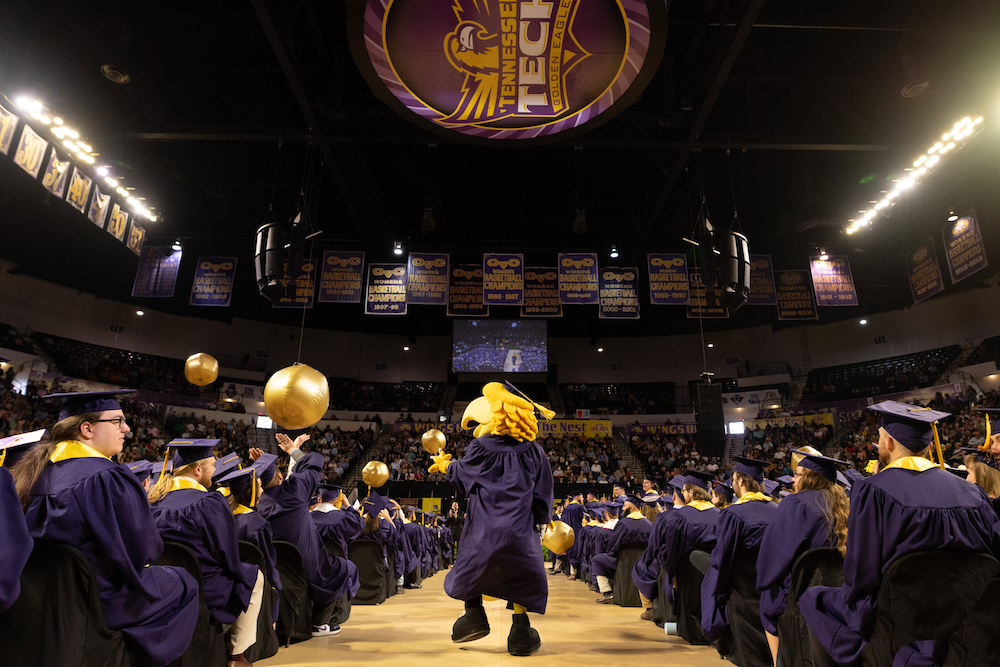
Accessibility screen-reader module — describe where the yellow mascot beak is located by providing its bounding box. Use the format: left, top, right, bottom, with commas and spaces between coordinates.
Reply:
462, 396, 494, 438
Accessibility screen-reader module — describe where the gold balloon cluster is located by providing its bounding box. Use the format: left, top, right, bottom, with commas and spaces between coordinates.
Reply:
362, 460, 389, 487
542, 520, 575, 555
184, 353, 219, 387
421, 428, 447, 454
263, 363, 330, 430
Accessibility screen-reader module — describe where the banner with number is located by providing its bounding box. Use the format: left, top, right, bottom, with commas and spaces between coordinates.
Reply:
448, 265, 489, 316
318, 251, 365, 303
687, 270, 728, 318
406, 252, 449, 305
775, 269, 819, 320
558, 252, 599, 304
941, 210, 988, 284
599, 267, 640, 319
64, 166, 92, 213
482, 253, 524, 306
904, 238, 944, 304
0, 102, 18, 155
190, 257, 237, 307
273, 258, 317, 309
132, 246, 181, 298
809, 255, 859, 306
41, 149, 70, 198
647, 253, 689, 305
365, 263, 408, 315
12, 124, 47, 178
521, 268, 561, 317
106, 203, 129, 242
748, 254, 777, 305
87, 183, 111, 228
125, 220, 145, 256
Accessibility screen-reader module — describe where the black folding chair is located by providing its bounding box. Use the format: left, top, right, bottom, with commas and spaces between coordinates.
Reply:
237, 540, 279, 662
271, 540, 313, 646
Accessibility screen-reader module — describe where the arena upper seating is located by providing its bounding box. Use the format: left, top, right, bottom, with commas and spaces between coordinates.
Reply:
561, 382, 676, 415
804, 345, 962, 402
966, 335, 1000, 366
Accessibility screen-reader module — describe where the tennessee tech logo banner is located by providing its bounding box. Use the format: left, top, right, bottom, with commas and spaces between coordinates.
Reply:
521, 268, 561, 317
348, 0, 667, 143
558, 253, 599, 304
407, 252, 450, 305
599, 268, 639, 319
318, 251, 365, 303
448, 265, 490, 317
483, 253, 524, 306
366, 263, 408, 315
190, 257, 237, 307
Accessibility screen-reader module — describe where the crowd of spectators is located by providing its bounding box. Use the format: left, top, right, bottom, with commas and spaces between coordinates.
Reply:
561, 382, 675, 416
544, 434, 634, 484
805, 346, 960, 402
325, 378, 445, 413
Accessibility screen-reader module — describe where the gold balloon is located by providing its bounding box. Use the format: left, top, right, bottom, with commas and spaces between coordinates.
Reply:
184, 353, 219, 387
362, 460, 390, 487
542, 520, 575, 555
263, 363, 330, 430
421, 428, 447, 454
791, 445, 822, 469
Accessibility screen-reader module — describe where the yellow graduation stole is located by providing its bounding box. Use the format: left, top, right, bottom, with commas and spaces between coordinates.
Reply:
50, 440, 109, 463
233, 504, 254, 515
880, 456, 937, 473
626, 510, 645, 520
687, 500, 716, 511
734, 492, 772, 505
169, 476, 208, 493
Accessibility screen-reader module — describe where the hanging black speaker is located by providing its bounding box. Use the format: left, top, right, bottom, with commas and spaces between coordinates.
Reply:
254, 222, 290, 302
718, 231, 750, 312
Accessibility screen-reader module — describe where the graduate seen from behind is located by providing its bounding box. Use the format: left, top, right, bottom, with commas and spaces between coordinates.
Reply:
430, 381, 555, 657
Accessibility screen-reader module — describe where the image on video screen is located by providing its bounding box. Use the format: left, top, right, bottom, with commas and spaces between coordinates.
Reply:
451, 320, 547, 372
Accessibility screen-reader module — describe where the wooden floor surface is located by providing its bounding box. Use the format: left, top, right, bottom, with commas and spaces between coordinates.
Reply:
259, 567, 723, 666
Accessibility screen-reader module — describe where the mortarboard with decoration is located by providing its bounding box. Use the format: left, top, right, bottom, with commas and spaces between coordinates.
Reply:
0, 429, 47, 467
44, 389, 137, 422
867, 401, 951, 467
362, 491, 388, 516
732, 456, 769, 483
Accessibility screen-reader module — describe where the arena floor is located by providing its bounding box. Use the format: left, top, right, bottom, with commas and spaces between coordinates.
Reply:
259, 567, 721, 666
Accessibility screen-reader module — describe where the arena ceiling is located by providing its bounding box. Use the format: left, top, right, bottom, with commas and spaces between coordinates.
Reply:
1, 0, 999, 340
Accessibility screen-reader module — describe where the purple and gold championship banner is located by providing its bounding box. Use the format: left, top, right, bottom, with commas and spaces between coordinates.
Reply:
483, 253, 524, 306
687, 270, 728, 318
87, 183, 111, 228
406, 252, 450, 305
125, 220, 145, 256
521, 268, 561, 317
65, 167, 93, 214
647, 253, 689, 305
318, 251, 365, 303
448, 265, 489, 316
131, 246, 181, 298
809, 256, 859, 306
599, 268, 640, 319
941, 210, 988, 284
558, 253, 599, 305
12, 124, 47, 179
190, 257, 238, 307
365, 263, 408, 315
775, 269, 819, 320
748, 254, 777, 305
41, 149, 70, 198
273, 259, 317, 309
904, 238, 944, 304
0, 102, 19, 155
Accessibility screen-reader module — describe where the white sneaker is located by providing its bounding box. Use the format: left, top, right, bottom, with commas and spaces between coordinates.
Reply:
664, 622, 678, 636
312, 624, 342, 637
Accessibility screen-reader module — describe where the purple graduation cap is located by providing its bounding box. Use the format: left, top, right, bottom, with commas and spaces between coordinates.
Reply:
167, 439, 220, 466
712, 480, 735, 503
318, 483, 343, 500
45, 389, 137, 421
0, 428, 47, 467
793, 450, 852, 483
777, 475, 796, 487
683, 469, 716, 491
732, 456, 769, 483
604, 502, 622, 518
126, 459, 153, 483
216, 466, 255, 495
211, 452, 242, 484
763, 479, 781, 497
362, 490, 388, 516
668, 474, 689, 493
253, 453, 278, 485
867, 401, 951, 451
959, 447, 1000, 472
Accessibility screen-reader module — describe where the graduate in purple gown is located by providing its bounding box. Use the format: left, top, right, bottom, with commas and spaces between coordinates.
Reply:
631, 476, 684, 607
800, 402, 1000, 667
255, 434, 358, 637
149, 439, 264, 666
559, 491, 586, 579
12, 391, 198, 667
592, 495, 653, 604
310, 483, 365, 556
401, 508, 427, 587
359, 490, 396, 561
757, 451, 850, 666
433, 381, 554, 657
0, 430, 41, 613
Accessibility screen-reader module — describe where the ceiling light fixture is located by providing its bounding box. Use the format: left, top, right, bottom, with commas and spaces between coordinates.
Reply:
393, 240, 403, 256
597, 347, 604, 353
707, 343, 714, 348
859, 319, 868, 325
171, 239, 182, 252
818, 249, 829, 261
947, 212, 959, 222
609, 245, 619, 259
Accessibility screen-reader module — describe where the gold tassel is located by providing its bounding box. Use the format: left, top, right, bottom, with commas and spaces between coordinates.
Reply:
250, 471, 258, 508
932, 424, 946, 470
160, 448, 172, 478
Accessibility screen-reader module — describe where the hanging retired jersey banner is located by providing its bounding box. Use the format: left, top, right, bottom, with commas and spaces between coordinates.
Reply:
318, 251, 365, 303
448, 265, 490, 316
106, 203, 129, 242
273, 258, 317, 309
775, 269, 819, 320
941, 210, 988, 284
748, 254, 777, 305
558, 253, 599, 304
521, 268, 561, 317
406, 252, 450, 305
483, 253, 524, 306
125, 220, 146, 257
809, 255, 859, 306
365, 263, 408, 315
647, 253, 689, 305
40, 149, 71, 198
904, 238, 944, 304
190, 257, 238, 307
346, 0, 667, 144
687, 270, 728, 318
132, 246, 182, 298
87, 182, 111, 228
64, 166, 93, 213
12, 123, 47, 178
599, 267, 640, 319
0, 102, 19, 155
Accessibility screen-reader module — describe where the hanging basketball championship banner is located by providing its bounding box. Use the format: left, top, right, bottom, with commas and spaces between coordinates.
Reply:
12, 124, 47, 178
599, 268, 640, 319
483, 253, 524, 306
522, 268, 561, 317
125, 221, 146, 256
775, 269, 819, 320
0, 102, 19, 155
941, 210, 988, 284
318, 251, 365, 303
365, 263, 408, 315
87, 182, 111, 228
558, 253, 599, 304
190, 257, 238, 307
40, 149, 70, 198
346, 0, 667, 144
904, 238, 944, 304
131, 246, 181, 298
448, 265, 490, 316
809, 256, 859, 306
647, 253, 689, 305
748, 254, 777, 305
687, 270, 728, 319
64, 167, 93, 213
406, 252, 450, 305
273, 259, 317, 309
